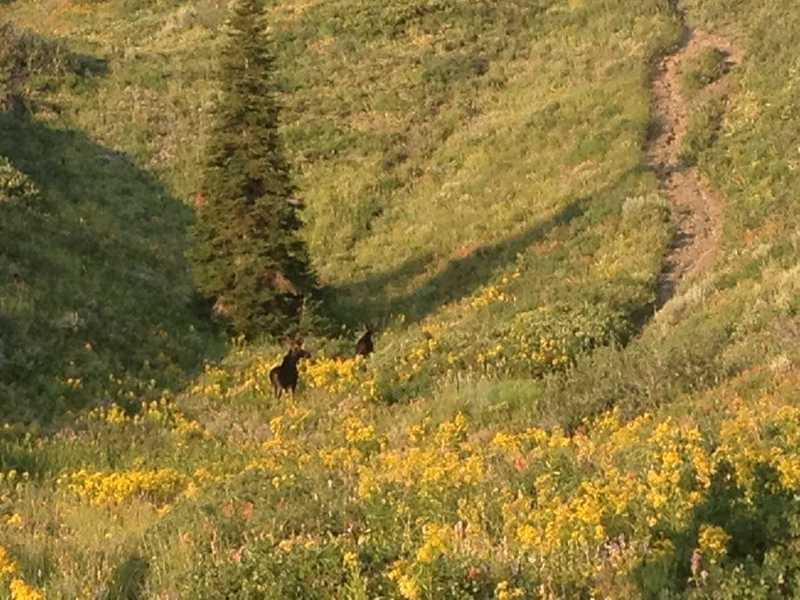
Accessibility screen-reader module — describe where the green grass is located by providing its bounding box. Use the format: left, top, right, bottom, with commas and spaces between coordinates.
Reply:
680, 96, 725, 165
677, 44, 732, 166
0, 21, 222, 423
680, 46, 729, 93
1, 0, 800, 596
0, 111, 225, 422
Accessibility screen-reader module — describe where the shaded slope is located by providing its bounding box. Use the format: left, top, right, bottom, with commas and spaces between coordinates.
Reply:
0, 111, 221, 422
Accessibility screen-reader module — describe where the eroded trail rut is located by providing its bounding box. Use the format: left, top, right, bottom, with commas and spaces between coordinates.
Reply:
647, 17, 739, 310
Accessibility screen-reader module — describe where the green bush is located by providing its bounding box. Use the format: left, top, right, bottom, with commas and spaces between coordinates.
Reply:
0, 23, 76, 85
681, 47, 729, 94
0, 156, 39, 204
680, 98, 724, 165
364, 302, 631, 405
185, 541, 352, 599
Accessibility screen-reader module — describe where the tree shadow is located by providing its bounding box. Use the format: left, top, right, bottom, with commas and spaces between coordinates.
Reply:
633, 461, 796, 598
0, 22, 109, 92
0, 109, 223, 423
328, 196, 588, 328
323, 251, 433, 327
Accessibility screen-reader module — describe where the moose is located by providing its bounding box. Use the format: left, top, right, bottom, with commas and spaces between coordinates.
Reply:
355, 325, 374, 357
269, 339, 311, 398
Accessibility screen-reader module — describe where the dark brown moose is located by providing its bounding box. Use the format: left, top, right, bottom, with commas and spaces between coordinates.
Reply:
355, 326, 374, 357
269, 340, 311, 398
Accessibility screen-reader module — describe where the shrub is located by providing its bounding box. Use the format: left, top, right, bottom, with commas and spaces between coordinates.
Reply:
0, 23, 76, 88
680, 98, 724, 165
184, 541, 351, 599
681, 47, 729, 93
0, 157, 39, 204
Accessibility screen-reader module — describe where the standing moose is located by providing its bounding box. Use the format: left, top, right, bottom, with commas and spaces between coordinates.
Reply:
355, 325, 374, 357
269, 339, 311, 398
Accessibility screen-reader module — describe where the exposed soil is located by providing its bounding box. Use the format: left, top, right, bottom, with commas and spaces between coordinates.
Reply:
647, 15, 740, 310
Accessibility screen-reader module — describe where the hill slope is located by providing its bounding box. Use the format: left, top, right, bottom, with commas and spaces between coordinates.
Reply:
0, 21, 221, 422
0, 0, 799, 597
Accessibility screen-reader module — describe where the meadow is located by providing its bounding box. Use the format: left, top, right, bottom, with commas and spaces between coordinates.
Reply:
0, 0, 800, 597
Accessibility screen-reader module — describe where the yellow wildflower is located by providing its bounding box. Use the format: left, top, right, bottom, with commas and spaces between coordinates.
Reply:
415, 522, 451, 563
697, 525, 730, 562
10, 578, 43, 600
0, 546, 19, 577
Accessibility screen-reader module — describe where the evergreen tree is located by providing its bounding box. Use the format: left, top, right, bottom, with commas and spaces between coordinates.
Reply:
190, 0, 317, 337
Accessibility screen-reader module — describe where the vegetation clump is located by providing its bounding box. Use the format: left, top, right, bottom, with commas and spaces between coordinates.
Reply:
680, 97, 725, 165
0, 157, 39, 205
681, 47, 729, 93
0, 22, 86, 108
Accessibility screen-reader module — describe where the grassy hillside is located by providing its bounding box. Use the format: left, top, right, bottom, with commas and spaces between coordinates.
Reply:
0, 0, 679, 414
0, 0, 800, 597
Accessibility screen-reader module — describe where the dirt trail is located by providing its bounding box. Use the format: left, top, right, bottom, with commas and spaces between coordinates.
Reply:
647, 12, 740, 310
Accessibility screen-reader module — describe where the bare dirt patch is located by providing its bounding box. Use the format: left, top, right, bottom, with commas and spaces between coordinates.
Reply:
647, 22, 740, 309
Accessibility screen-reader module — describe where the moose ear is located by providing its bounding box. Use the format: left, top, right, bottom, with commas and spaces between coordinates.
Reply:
281, 336, 301, 349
